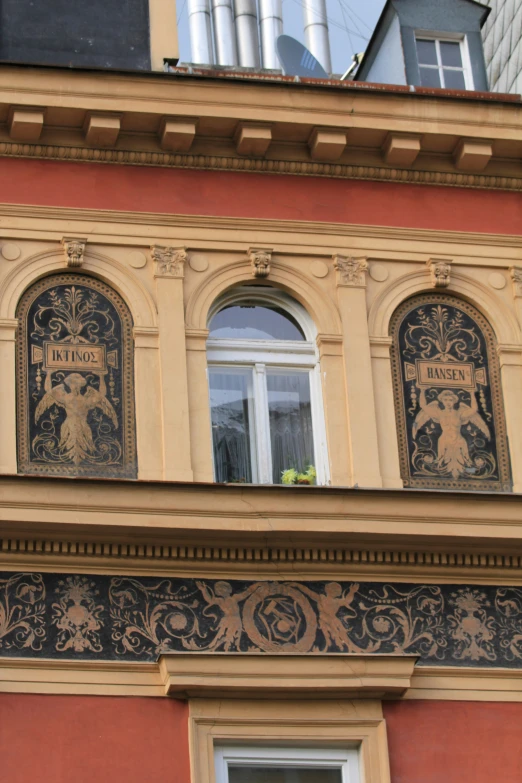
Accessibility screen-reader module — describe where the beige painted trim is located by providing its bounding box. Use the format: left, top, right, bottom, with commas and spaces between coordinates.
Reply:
3, 141, 522, 191
0, 204, 521, 255
149, 0, 179, 70
189, 698, 391, 783
2, 657, 522, 703
0, 658, 164, 696
408, 665, 522, 702
160, 654, 416, 699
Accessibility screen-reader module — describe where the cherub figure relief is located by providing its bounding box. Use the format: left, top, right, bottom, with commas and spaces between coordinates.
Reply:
35, 370, 118, 465
195, 580, 258, 651
293, 582, 369, 653
413, 388, 490, 479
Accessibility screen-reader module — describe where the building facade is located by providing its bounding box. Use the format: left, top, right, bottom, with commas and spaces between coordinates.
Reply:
482, 0, 522, 92
1, 55, 522, 783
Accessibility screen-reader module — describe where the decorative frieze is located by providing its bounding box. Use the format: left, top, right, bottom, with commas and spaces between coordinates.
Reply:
61, 237, 86, 268
2, 569, 522, 667
249, 246, 272, 278
151, 245, 186, 278
333, 255, 368, 287
427, 257, 452, 287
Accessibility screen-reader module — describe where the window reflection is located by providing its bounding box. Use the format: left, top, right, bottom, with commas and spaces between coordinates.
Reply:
209, 368, 254, 483
209, 305, 305, 341
267, 372, 314, 484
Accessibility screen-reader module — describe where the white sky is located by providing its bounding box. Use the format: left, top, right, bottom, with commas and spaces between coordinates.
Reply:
176, 0, 387, 74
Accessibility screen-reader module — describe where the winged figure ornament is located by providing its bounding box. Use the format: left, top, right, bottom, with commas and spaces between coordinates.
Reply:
35, 370, 118, 465
413, 388, 490, 479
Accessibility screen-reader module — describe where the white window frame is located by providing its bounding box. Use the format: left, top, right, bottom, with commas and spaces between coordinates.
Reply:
415, 31, 474, 90
214, 745, 360, 783
206, 287, 330, 486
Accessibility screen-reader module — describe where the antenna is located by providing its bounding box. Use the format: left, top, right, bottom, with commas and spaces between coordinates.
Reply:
276, 35, 329, 79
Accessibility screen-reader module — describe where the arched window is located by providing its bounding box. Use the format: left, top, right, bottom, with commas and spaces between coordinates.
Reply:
207, 287, 328, 485
16, 273, 137, 479
390, 293, 511, 492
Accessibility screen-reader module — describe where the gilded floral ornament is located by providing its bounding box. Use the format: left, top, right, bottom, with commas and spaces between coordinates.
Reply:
249, 247, 272, 278
427, 257, 452, 288
61, 236, 87, 268
333, 255, 368, 287
151, 245, 186, 277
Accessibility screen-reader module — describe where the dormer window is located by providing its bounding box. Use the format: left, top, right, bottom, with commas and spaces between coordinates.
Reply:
415, 35, 471, 90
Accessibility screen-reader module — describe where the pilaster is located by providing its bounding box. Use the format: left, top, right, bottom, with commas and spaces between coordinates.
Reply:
133, 326, 163, 480
0, 319, 18, 474
152, 246, 193, 481
316, 334, 351, 486
185, 328, 214, 483
497, 344, 522, 492
370, 337, 402, 488
333, 255, 382, 488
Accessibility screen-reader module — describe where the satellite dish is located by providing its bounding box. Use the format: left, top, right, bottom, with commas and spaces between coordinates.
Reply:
276, 35, 329, 79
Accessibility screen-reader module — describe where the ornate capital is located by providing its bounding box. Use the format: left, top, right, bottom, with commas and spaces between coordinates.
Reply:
249, 247, 272, 278
427, 257, 452, 288
61, 237, 87, 268
151, 245, 186, 278
511, 266, 522, 297
333, 255, 368, 287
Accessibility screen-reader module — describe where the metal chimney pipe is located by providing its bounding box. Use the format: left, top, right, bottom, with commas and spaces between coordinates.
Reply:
187, 0, 214, 64
259, 0, 283, 69
211, 0, 239, 65
303, 0, 332, 73
234, 0, 261, 67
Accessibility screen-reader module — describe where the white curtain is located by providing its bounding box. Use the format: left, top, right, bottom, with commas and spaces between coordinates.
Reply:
209, 370, 252, 483
267, 372, 314, 483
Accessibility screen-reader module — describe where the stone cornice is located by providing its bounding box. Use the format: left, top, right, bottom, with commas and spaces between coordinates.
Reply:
0, 65, 521, 189
2, 476, 522, 577
2, 141, 522, 191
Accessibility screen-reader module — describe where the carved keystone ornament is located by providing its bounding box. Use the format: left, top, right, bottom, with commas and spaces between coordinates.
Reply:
249, 247, 272, 278
427, 257, 452, 288
62, 237, 87, 268
151, 245, 187, 278
333, 255, 368, 287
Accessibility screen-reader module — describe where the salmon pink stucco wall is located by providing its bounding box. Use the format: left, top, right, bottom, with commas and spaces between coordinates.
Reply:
0, 693, 191, 783
384, 700, 522, 783
2, 158, 522, 235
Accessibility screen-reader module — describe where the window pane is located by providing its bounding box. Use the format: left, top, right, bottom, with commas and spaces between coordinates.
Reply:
416, 39, 437, 65
267, 372, 314, 484
440, 41, 463, 67
443, 68, 466, 89
229, 768, 342, 783
209, 369, 254, 483
209, 305, 305, 341
419, 67, 441, 87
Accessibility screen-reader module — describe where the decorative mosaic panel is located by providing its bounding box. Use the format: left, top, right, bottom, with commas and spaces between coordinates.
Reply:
3, 571, 522, 668
17, 274, 137, 478
390, 294, 511, 491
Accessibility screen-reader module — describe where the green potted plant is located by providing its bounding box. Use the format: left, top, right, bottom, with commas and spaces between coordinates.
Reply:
281, 465, 316, 485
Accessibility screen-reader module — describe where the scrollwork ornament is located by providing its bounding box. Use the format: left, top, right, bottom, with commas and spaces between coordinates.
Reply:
151, 245, 187, 278
61, 237, 87, 268
249, 247, 272, 278
333, 255, 368, 287
427, 257, 452, 288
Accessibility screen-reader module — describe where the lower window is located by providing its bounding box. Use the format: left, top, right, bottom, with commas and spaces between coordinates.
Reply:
209, 366, 318, 485
214, 746, 360, 783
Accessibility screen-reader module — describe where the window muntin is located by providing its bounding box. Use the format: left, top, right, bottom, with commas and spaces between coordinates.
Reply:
215, 746, 359, 783
416, 36, 470, 90
207, 289, 328, 486
209, 304, 305, 341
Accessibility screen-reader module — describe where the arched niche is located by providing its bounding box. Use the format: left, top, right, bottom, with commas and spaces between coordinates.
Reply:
390, 292, 511, 492
16, 273, 137, 479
